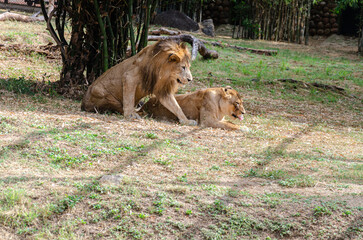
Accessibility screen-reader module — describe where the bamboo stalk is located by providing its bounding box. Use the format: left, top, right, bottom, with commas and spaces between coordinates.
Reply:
128, 0, 136, 56
305, 0, 312, 45
94, 0, 109, 72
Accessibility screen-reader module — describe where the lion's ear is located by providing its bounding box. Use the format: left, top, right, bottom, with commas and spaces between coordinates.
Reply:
168, 53, 180, 62
223, 87, 232, 99
223, 86, 233, 95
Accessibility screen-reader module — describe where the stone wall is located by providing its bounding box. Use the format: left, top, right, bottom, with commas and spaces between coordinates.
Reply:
202, 0, 230, 25
309, 0, 338, 36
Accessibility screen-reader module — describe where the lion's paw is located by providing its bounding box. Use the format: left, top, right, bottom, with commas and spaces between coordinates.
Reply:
180, 119, 198, 126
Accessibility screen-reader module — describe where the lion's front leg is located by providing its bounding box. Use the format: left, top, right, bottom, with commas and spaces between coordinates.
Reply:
200, 107, 239, 130
123, 76, 141, 120
159, 95, 197, 126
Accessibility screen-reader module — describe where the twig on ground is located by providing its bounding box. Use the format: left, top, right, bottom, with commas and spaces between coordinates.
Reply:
210, 41, 278, 56
149, 28, 181, 36
0, 12, 44, 22
276, 78, 346, 94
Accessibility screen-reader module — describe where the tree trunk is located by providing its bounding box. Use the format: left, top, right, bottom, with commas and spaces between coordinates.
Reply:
48, 0, 55, 16
359, 26, 363, 54
40, 0, 157, 97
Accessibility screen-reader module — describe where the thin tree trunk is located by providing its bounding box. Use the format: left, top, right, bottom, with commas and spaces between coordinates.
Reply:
305, 0, 311, 45
128, 0, 136, 56
94, 0, 108, 72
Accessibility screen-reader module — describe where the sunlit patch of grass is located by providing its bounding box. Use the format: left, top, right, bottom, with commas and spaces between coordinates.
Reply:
278, 175, 316, 188
0, 21, 362, 240
335, 164, 363, 183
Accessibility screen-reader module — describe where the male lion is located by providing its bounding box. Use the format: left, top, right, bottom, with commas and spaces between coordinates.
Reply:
140, 86, 246, 130
81, 40, 196, 125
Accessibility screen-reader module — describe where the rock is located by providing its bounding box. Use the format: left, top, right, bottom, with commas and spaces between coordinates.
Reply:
324, 29, 331, 35
100, 174, 124, 185
317, 29, 324, 35
240, 126, 250, 133
330, 18, 336, 24
201, 19, 215, 37
153, 10, 199, 32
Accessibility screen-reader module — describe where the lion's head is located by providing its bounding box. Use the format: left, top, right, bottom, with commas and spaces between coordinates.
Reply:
142, 40, 192, 98
221, 86, 246, 121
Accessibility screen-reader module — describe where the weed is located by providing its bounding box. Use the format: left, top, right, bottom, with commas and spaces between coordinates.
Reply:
145, 132, 158, 139
244, 168, 259, 177
0, 188, 26, 209
210, 165, 220, 171
224, 160, 237, 167
313, 205, 332, 217
227, 188, 240, 198
153, 158, 172, 165
342, 210, 352, 217
278, 175, 316, 188
51, 195, 83, 214
177, 173, 188, 182
265, 219, 294, 237
207, 200, 229, 214
151, 192, 167, 215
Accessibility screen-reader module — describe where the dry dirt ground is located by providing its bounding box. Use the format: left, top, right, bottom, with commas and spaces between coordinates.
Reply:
0, 21, 362, 239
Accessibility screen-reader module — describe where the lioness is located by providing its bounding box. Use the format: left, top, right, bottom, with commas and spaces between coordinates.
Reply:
81, 40, 196, 125
141, 86, 246, 130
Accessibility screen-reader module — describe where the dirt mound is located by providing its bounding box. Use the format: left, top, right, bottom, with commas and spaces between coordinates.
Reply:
320, 34, 358, 48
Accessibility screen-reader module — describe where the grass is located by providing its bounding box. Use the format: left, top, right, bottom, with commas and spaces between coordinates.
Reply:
0, 20, 362, 239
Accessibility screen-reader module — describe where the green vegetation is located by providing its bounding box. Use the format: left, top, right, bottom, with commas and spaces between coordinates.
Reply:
0, 20, 362, 239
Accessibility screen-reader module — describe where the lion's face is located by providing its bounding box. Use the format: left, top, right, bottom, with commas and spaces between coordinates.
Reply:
149, 41, 193, 97
169, 55, 192, 86
223, 87, 246, 121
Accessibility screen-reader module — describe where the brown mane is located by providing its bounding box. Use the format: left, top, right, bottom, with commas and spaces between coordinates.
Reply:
141, 40, 191, 97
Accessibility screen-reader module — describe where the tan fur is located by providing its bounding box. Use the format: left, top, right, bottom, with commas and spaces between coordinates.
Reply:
141, 87, 246, 130
81, 40, 196, 125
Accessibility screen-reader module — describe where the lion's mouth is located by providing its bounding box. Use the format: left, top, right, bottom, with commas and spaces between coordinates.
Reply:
232, 113, 244, 121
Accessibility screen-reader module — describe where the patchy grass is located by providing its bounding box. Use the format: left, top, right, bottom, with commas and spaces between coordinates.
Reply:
0, 20, 362, 239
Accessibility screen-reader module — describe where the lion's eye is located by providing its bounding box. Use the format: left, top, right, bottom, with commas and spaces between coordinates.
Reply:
235, 102, 239, 106
182, 66, 186, 70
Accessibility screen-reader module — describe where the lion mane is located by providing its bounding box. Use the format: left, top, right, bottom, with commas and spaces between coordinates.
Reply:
81, 39, 196, 125
140, 86, 246, 130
